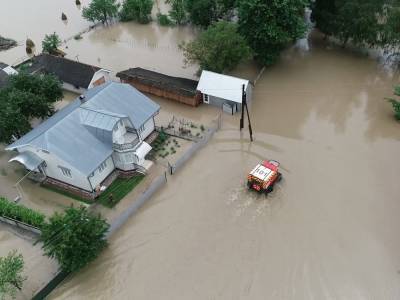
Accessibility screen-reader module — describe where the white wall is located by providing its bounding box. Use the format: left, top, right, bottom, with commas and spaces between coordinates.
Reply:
88, 156, 115, 189
138, 118, 155, 140
16, 146, 92, 191
88, 69, 111, 89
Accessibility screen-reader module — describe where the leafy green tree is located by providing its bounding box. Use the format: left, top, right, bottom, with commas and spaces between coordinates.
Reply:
82, 0, 120, 24
0, 251, 26, 300
311, 0, 337, 37
40, 207, 109, 272
386, 85, 400, 120
42, 32, 62, 54
120, 0, 153, 23
0, 72, 62, 143
184, 0, 217, 27
237, 0, 308, 66
167, 0, 186, 25
181, 21, 252, 73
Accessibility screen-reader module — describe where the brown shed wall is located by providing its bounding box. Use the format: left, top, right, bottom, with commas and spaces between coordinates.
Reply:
121, 78, 201, 107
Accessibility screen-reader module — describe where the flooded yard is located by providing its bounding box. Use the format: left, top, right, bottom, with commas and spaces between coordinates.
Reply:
1, 0, 400, 298
0, 224, 58, 300
48, 33, 400, 299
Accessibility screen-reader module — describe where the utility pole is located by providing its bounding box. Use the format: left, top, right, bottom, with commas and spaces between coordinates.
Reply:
240, 84, 253, 142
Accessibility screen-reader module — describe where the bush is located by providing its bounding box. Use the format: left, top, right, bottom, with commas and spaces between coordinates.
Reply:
386, 86, 400, 120
157, 13, 173, 26
200, 124, 205, 131
120, 0, 153, 23
0, 197, 46, 228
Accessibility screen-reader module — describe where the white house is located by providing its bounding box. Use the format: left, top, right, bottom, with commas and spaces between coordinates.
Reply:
24, 54, 111, 94
6, 82, 160, 194
196, 70, 252, 114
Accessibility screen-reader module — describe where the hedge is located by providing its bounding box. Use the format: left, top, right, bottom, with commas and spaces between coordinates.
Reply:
0, 197, 46, 229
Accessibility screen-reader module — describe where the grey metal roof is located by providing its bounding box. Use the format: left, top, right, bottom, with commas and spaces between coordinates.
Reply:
6, 82, 160, 175
9, 151, 44, 171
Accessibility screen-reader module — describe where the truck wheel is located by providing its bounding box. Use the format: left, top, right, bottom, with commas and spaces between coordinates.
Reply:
277, 172, 282, 182
266, 185, 274, 194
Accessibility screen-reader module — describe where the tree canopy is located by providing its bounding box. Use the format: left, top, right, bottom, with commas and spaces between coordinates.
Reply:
237, 0, 308, 66
167, 0, 186, 25
0, 72, 62, 144
42, 32, 62, 54
312, 0, 400, 51
0, 251, 26, 300
40, 206, 109, 273
181, 21, 252, 73
82, 0, 120, 24
120, 0, 153, 23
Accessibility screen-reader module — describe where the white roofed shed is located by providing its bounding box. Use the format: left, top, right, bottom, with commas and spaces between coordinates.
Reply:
196, 71, 252, 113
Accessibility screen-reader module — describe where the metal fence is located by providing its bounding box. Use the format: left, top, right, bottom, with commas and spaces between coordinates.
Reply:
106, 172, 167, 237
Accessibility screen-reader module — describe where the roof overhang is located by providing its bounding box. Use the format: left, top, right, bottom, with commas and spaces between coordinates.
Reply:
9, 151, 44, 171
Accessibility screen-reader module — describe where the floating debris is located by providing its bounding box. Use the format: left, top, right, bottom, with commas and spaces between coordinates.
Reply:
75, 0, 81, 5
0, 35, 17, 51
61, 13, 67, 21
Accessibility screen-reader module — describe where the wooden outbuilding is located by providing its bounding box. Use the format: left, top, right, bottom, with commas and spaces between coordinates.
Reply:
116, 68, 201, 107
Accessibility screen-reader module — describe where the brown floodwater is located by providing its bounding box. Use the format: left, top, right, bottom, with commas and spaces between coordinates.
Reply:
0, 224, 58, 300
46, 31, 400, 299
0, 0, 91, 65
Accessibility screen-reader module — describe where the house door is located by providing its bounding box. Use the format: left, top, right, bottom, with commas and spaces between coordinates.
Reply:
203, 94, 209, 104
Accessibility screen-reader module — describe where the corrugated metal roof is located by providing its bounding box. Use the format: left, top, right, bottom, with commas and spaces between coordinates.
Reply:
197, 70, 249, 104
6, 82, 160, 175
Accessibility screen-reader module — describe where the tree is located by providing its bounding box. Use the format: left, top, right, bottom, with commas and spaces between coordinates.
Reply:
181, 21, 252, 73
386, 85, 400, 120
0, 251, 26, 300
167, 0, 186, 25
119, 0, 153, 23
237, 0, 308, 66
42, 32, 62, 54
40, 207, 109, 273
82, 0, 120, 24
0, 72, 62, 144
184, 0, 217, 27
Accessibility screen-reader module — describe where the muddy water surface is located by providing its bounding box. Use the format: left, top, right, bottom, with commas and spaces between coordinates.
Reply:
49, 33, 400, 299
0, 0, 91, 64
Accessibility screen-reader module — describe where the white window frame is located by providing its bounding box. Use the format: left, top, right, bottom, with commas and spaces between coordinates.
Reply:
203, 94, 209, 104
98, 161, 107, 173
58, 166, 72, 178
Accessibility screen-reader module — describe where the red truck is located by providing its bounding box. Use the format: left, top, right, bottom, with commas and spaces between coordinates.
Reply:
247, 160, 282, 194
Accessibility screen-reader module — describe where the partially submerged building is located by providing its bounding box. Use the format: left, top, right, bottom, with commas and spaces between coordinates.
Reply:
0, 62, 18, 89
23, 54, 111, 93
196, 70, 252, 114
6, 82, 160, 198
117, 68, 201, 107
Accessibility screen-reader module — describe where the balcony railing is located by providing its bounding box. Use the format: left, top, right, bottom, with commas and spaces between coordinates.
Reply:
113, 138, 140, 151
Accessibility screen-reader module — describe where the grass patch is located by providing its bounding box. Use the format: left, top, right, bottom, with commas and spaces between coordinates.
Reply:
97, 175, 145, 208
42, 185, 93, 205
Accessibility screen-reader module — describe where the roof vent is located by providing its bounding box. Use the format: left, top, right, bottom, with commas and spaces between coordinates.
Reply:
79, 95, 86, 102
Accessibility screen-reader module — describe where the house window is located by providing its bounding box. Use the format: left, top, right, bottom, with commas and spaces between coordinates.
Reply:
58, 166, 72, 178
203, 94, 209, 104
98, 161, 107, 173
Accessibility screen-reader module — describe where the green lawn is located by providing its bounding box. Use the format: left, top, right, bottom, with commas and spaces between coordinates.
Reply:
97, 175, 145, 208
